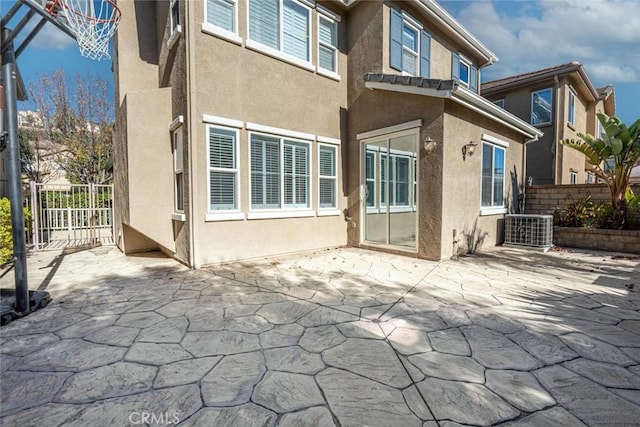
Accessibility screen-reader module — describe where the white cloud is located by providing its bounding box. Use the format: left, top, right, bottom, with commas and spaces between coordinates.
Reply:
29, 22, 77, 50
453, 0, 640, 84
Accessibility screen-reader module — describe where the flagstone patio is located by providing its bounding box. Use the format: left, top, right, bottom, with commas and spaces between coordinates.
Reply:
1, 245, 639, 426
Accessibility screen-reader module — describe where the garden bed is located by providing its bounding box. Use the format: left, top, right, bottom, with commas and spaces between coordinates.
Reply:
553, 227, 640, 254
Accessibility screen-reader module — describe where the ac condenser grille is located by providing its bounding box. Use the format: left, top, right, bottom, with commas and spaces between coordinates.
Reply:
504, 214, 553, 250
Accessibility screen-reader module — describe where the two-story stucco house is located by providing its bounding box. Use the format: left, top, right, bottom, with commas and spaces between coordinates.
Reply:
113, 0, 541, 267
481, 62, 616, 186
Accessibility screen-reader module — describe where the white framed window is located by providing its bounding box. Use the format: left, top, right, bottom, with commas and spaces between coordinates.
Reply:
570, 169, 578, 184
458, 58, 470, 87
318, 15, 338, 74
203, 0, 242, 43
248, 0, 311, 63
451, 53, 478, 92
390, 9, 430, 78
168, 0, 182, 48
481, 141, 506, 211
531, 88, 553, 126
365, 150, 376, 208
318, 144, 337, 209
208, 126, 239, 211
389, 155, 410, 207
493, 99, 505, 109
586, 171, 594, 184
250, 133, 310, 210
172, 127, 184, 213
568, 89, 576, 127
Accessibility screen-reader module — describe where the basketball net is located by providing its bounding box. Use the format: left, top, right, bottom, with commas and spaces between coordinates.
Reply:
46, 0, 121, 61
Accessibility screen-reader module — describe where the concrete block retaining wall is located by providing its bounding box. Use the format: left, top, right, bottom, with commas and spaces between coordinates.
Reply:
524, 184, 640, 254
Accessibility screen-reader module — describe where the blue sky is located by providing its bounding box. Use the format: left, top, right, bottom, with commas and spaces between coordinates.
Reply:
3, 0, 639, 125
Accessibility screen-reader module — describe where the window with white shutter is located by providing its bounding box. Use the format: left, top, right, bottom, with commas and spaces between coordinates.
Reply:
208, 126, 239, 211
481, 142, 505, 208
365, 151, 375, 208
250, 133, 310, 210
319, 145, 337, 209
172, 128, 184, 212
206, 0, 236, 33
318, 16, 337, 73
248, 0, 310, 62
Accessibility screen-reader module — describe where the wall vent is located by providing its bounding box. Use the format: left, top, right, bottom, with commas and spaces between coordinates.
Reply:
504, 214, 553, 251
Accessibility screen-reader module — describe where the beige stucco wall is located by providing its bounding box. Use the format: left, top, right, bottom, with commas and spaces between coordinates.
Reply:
558, 81, 590, 184
186, 0, 348, 266
441, 101, 525, 259
119, 88, 175, 254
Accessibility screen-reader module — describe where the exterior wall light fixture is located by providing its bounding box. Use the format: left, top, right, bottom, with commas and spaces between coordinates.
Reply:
423, 136, 437, 155
462, 141, 478, 161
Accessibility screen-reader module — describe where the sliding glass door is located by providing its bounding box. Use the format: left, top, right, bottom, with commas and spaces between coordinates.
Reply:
362, 131, 418, 249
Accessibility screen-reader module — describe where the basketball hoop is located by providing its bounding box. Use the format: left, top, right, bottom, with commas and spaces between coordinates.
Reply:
45, 0, 121, 61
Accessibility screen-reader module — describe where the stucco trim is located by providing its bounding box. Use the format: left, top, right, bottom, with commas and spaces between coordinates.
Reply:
172, 213, 187, 221
169, 115, 184, 131
317, 136, 341, 145
317, 3, 341, 21
205, 212, 246, 221
247, 210, 316, 220
245, 39, 315, 73
317, 209, 341, 217
316, 67, 341, 81
201, 23, 243, 45
247, 122, 315, 141
202, 114, 243, 128
482, 133, 509, 148
356, 119, 423, 140
480, 207, 508, 216
167, 25, 182, 49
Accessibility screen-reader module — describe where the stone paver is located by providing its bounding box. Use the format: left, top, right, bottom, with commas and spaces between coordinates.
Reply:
1, 246, 639, 426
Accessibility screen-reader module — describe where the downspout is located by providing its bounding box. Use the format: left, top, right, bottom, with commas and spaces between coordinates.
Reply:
553, 74, 561, 184
521, 136, 539, 213
185, 0, 200, 268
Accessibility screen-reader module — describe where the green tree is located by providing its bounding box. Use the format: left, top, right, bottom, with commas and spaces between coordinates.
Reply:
27, 70, 113, 185
561, 114, 640, 228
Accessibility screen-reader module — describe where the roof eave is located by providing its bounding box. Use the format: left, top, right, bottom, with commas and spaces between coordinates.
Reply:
364, 78, 542, 140
415, 0, 498, 67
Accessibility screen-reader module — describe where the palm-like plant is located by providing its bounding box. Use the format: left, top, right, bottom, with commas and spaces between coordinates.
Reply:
561, 114, 640, 228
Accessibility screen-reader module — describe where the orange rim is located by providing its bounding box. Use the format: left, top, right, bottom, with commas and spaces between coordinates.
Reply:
46, 0, 121, 24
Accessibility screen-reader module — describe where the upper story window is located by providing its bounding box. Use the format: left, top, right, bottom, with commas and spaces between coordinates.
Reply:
318, 15, 338, 73
248, 0, 311, 63
170, 0, 180, 34
390, 9, 431, 78
493, 99, 505, 109
570, 169, 578, 184
206, 0, 237, 33
452, 53, 478, 92
531, 88, 552, 126
568, 89, 576, 127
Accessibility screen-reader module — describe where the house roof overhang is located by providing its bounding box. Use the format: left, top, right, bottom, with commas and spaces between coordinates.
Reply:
331, 0, 498, 67
364, 73, 543, 141
482, 62, 600, 104
414, 0, 498, 67
597, 85, 616, 116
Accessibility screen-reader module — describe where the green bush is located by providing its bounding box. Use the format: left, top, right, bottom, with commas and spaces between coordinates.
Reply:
0, 198, 32, 265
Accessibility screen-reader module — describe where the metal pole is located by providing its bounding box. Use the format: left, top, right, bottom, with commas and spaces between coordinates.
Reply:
2, 28, 29, 313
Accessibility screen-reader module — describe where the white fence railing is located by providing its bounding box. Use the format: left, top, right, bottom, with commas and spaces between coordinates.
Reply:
30, 182, 114, 250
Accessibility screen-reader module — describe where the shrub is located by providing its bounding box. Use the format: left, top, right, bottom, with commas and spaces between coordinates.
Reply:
0, 198, 32, 265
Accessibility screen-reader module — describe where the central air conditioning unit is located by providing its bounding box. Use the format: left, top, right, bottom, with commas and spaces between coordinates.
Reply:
504, 214, 553, 251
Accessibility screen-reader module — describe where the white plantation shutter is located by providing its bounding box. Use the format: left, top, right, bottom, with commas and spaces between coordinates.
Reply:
365, 151, 375, 207
209, 127, 237, 210
319, 145, 336, 208
318, 17, 337, 72
282, 0, 309, 60
207, 0, 235, 32
251, 134, 281, 208
481, 143, 493, 207
283, 141, 309, 208
249, 0, 280, 49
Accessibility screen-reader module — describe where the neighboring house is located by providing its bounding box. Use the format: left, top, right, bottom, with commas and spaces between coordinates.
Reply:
481, 62, 616, 186
114, 0, 541, 267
